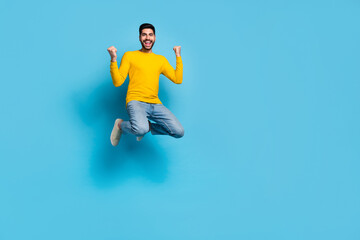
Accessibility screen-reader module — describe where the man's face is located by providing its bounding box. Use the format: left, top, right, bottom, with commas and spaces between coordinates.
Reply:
139, 28, 156, 50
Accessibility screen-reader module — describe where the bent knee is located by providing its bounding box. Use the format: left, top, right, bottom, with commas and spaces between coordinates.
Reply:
131, 124, 149, 136
172, 127, 184, 138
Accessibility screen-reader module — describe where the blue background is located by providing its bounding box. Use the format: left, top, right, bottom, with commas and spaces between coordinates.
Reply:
1, 0, 360, 239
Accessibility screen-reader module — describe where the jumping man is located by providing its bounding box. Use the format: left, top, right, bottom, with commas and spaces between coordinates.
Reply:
107, 23, 184, 146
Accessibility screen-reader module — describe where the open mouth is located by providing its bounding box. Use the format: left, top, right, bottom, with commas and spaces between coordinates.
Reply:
144, 41, 152, 46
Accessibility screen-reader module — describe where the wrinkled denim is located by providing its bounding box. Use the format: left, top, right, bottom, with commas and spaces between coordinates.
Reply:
120, 100, 184, 138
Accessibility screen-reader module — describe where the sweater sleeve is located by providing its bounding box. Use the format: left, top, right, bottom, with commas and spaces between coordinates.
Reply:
110, 52, 130, 87
161, 56, 183, 84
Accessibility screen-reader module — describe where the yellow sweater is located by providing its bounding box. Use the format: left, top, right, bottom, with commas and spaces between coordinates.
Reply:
110, 50, 183, 106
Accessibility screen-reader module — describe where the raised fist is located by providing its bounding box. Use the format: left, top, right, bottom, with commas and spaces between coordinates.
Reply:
107, 46, 117, 61
173, 46, 181, 57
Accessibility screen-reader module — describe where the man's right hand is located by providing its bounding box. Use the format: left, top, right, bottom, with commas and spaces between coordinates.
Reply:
107, 46, 117, 62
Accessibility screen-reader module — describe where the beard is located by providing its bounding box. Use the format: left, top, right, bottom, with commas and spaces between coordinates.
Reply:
141, 40, 155, 50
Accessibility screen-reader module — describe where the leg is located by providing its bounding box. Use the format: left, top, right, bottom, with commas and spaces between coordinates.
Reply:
148, 104, 184, 138
120, 100, 151, 136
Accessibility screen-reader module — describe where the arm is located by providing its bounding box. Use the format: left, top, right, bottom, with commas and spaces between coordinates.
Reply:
161, 46, 183, 84
110, 52, 130, 87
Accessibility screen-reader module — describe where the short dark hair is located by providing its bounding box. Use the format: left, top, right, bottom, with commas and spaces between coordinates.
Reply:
139, 23, 155, 35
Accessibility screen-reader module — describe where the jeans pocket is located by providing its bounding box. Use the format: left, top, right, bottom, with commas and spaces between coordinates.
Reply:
126, 100, 139, 111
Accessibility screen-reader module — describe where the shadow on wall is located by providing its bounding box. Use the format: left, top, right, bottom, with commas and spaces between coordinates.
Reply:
72, 72, 172, 188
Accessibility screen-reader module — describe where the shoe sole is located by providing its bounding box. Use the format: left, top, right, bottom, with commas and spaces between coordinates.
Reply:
110, 119, 122, 146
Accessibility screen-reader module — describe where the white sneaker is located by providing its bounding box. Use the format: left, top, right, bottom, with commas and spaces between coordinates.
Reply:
110, 119, 123, 146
